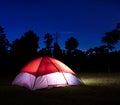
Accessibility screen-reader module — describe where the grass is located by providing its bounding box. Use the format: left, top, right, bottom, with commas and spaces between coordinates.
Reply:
79, 73, 120, 87
1, 73, 120, 105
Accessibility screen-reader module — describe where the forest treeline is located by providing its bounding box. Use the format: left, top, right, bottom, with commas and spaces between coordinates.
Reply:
0, 23, 120, 76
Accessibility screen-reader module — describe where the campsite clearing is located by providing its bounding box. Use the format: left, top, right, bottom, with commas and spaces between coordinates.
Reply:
1, 73, 120, 105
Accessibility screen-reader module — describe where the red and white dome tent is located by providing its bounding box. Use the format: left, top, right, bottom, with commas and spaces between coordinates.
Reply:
12, 56, 82, 90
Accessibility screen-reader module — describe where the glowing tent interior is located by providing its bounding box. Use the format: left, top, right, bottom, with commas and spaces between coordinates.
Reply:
12, 56, 82, 90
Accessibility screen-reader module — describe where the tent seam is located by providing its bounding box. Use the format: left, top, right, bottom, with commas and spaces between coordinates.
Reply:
47, 57, 69, 85
33, 57, 44, 89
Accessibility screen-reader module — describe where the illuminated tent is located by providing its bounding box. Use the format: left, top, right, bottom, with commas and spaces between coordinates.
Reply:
12, 56, 81, 90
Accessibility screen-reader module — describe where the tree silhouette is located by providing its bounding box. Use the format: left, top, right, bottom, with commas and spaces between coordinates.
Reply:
0, 26, 10, 74
65, 37, 79, 54
64, 37, 80, 72
44, 33, 53, 56
52, 32, 62, 59
0, 26, 10, 54
11, 30, 39, 58
53, 42, 62, 59
21, 30, 39, 56
92, 46, 109, 54
102, 23, 120, 51
1, 23, 120, 74
10, 30, 39, 72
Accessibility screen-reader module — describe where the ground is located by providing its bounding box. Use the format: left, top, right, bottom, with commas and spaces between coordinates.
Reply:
0, 73, 120, 105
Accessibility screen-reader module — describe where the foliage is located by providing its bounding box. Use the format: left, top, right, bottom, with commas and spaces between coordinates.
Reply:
102, 23, 120, 51
10, 30, 39, 72
0, 26, 10, 73
10, 30, 39, 56
0, 26, 10, 54
102, 30, 120, 45
0, 23, 120, 75
53, 42, 62, 59
44, 33, 53, 51
65, 37, 79, 53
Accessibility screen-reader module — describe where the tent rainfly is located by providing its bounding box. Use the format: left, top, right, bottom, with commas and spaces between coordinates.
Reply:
12, 56, 82, 90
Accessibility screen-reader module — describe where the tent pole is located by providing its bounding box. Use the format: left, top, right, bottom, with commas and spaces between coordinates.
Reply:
33, 57, 44, 89
47, 57, 69, 85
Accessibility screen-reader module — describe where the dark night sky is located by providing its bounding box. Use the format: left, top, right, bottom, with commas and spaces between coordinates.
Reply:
1, 0, 120, 51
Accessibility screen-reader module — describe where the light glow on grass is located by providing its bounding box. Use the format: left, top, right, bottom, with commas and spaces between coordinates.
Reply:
79, 73, 120, 87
